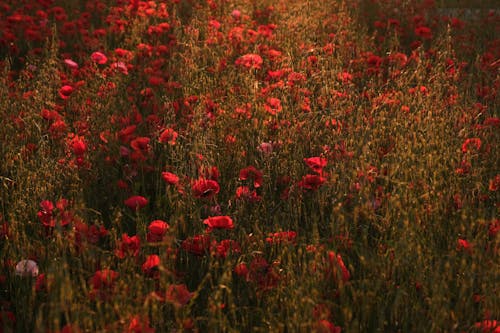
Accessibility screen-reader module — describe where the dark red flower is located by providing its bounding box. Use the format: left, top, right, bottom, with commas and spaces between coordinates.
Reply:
127, 315, 155, 333
147, 220, 169, 242
142, 254, 160, 276
181, 234, 211, 256
89, 269, 119, 300
191, 178, 220, 199
297, 174, 326, 191
203, 216, 234, 230
124, 195, 148, 210
115, 233, 141, 259
239, 166, 263, 188
158, 128, 178, 145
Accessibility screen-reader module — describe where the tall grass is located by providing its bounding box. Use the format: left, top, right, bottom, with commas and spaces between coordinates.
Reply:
0, 0, 498, 332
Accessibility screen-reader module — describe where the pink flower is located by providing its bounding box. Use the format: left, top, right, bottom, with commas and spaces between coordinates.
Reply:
63, 59, 79, 69
15, 260, 39, 277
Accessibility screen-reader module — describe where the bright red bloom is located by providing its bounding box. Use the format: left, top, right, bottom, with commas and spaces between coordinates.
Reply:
191, 178, 220, 199
297, 174, 326, 191
239, 166, 263, 188
415, 26, 432, 39
161, 172, 179, 185
91, 51, 108, 64
59, 85, 74, 99
264, 97, 282, 115
304, 157, 328, 174
203, 216, 234, 230
124, 195, 148, 210
142, 254, 160, 276
37, 200, 55, 227
147, 220, 169, 242
235, 53, 263, 70
457, 238, 473, 253
158, 128, 178, 145
115, 233, 141, 259
489, 175, 500, 191
70, 136, 86, 156
166, 284, 193, 307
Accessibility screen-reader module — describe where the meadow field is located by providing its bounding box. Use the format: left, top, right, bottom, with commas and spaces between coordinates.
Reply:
0, 0, 498, 332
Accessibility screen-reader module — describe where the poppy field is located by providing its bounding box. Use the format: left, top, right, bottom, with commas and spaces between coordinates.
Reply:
0, 0, 499, 332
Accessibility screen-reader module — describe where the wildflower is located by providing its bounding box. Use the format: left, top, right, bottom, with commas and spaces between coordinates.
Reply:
264, 97, 282, 115
489, 175, 500, 191
158, 128, 178, 145
473, 320, 499, 333
91, 51, 108, 64
203, 216, 234, 230
89, 269, 119, 300
127, 315, 155, 333
15, 259, 39, 277
462, 138, 481, 153
182, 234, 211, 256
415, 26, 432, 39
234, 263, 249, 279
457, 239, 473, 253
142, 254, 160, 277
70, 135, 86, 156
266, 231, 297, 244
213, 239, 241, 258
239, 166, 263, 188
298, 174, 326, 191
326, 251, 350, 282
235, 186, 262, 202
147, 220, 169, 242
191, 178, 220, 199
59, 85, 74, 99
124, 195, 149, 210
166, 284, 193, 307
304, 157, 328, 175
235, 53, 263, 70
161, 172, 179, 185
115, 233, 141, 259
64, 59, 78, 69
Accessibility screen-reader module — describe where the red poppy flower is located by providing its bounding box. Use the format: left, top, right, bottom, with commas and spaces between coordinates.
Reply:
115, 233, 141, 259
326, 251, 350, 282
181, 234, 211, 256
89, 269, 119, 300
147, 220, 169, 242
203, 216, 234, 230
264, 97, 282, 115
239, 166, 263, 188
124, 195, 148, 210
191, 178, 220, 199
70, 136, 86, 156
161, 172, 179, 185
304, 157, 328, 174
142, 254, 160, 276
127, 315, 155, 333
158, 128, 178, 145
266, 231, 297, 244
91, 51, 108, 64
297, 174, 326, 191
213, 239, 241, 258
235, 53, 263, 70
59, 85, 74, 99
